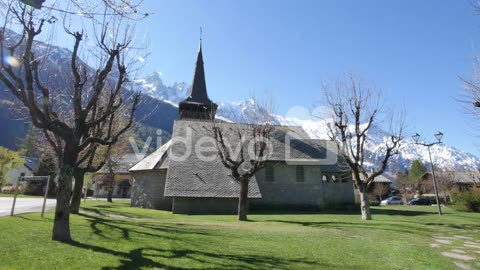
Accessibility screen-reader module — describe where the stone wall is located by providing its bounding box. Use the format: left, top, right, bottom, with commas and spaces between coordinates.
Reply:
130, 169, 172, 210
252, 162, 354, 210
130, 163, 355, 213
172, 197, 238, 214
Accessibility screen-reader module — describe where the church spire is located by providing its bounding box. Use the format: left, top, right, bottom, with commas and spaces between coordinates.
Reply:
178, 33, 218, 120
189, 39, 208, 102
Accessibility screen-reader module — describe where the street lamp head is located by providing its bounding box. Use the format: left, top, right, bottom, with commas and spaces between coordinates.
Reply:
434, 131, 443, 142
412, 133, 420, 143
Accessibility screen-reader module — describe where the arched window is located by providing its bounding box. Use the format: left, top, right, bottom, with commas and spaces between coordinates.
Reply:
322, 175, 328, 182
332, 175, 337, 182
296, 166, 305, 182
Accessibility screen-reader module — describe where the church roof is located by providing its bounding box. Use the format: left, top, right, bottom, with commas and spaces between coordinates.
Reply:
179, 42, 217, 107
159, 120, 347, 198
164, 120, 262, 198
129, 141, 172, 171
130, 120, 349, 198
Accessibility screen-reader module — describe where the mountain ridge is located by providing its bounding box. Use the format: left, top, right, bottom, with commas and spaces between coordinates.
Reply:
136, 72, 480, 172
1, 28, 479, 172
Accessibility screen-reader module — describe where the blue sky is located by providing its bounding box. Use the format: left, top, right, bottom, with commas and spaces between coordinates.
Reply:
54, 1, 480, 155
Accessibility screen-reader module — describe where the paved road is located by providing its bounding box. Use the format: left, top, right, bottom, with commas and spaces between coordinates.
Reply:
0, 197, 56, 217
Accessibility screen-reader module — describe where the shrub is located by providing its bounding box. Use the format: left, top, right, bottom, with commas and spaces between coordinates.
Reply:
369, 200, 381, 206
451, 188, 480, 213
1, 184, 25, 194
24, 179, 56, 196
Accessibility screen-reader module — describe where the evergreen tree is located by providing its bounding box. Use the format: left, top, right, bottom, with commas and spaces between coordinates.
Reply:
19, 125, 37, 157
410, 160, 427, 194
33, 152, 57, 195
410, 160, 427, 181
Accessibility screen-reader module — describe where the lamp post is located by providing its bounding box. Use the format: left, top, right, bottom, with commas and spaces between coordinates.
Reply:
411, 131, 443, 215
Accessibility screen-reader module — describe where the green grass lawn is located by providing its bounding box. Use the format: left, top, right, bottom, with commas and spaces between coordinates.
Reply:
0, 201, 479, 269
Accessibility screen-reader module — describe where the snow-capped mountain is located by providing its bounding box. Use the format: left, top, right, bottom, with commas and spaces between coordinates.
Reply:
132, 72, 188, 105
134, 73, 480, 172
2, 24, 478, 174
274, 116, 480, 172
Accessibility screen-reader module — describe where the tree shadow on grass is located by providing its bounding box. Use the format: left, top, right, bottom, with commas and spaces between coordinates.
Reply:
65, 240, 332, 270
251, 207, 432, 217
425, 222, 480, 231
251, 210, 358, 216
77, 212, 210, 241
371, 208, 434, 216
66, 212, 344, 270
264, 220, 433, 236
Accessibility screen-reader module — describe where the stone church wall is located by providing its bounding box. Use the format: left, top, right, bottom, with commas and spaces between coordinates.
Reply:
252, 163, 355, 210
130, 169, 172, 210
172, 197, 238, 214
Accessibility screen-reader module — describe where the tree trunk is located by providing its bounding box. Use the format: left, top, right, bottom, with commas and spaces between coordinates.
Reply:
107, 186, 113, 203
70, 169, 85, 214
238, 178, 248, 221
52, 164, 73, 241
402, 190, 407, 204
106, 168, 114, 203
359, 191, 372, 221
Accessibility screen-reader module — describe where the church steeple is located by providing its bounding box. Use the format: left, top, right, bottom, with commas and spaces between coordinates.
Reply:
179, 38, 218, 120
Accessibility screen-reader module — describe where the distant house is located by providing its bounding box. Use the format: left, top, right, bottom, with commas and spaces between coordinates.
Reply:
129, 43, 355, 214
356, 173, 393, 200
417, 171, 480, 193
5, 157, 38, 185
371, 174, 394, 185
92, 154, 139, 198
411, 171, 479, 203
358, 172, 394, 188
450, 172, 480, 191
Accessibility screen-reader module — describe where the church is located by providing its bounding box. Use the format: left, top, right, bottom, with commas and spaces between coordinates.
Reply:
129, 42, 355, 214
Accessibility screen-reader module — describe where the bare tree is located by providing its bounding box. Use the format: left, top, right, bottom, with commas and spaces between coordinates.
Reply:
99, 129, 133, 203
461, 57, 480, 139
371, 183, 390, 202
396, 170, 413, 204
209, 99, 274, 221
70, 96, 134, 213
0, 2, 141, 241
436, 169, 454, 204
323, 74, 404, 220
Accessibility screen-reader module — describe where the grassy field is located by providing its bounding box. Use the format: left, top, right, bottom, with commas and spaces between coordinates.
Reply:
0, 201, 479, 269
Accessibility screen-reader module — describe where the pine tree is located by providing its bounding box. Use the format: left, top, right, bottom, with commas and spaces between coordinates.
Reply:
33, 152, 57, 195
19, 125, 37, 157
410, 160, 427, 181
410, 160, 427, 194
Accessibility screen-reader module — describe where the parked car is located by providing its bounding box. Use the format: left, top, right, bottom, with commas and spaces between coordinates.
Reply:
408, 198, 432, 205
380, 196, 404, 205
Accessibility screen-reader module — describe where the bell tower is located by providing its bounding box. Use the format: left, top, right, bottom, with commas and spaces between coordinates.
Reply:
179, 40, 218, 120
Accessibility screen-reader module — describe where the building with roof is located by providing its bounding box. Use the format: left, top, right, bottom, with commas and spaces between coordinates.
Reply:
5, 156, 38, 185
129, 42, 354, 214
419, 171, 480, 193
92, 154, 139, 198
450, 172, 480, 191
